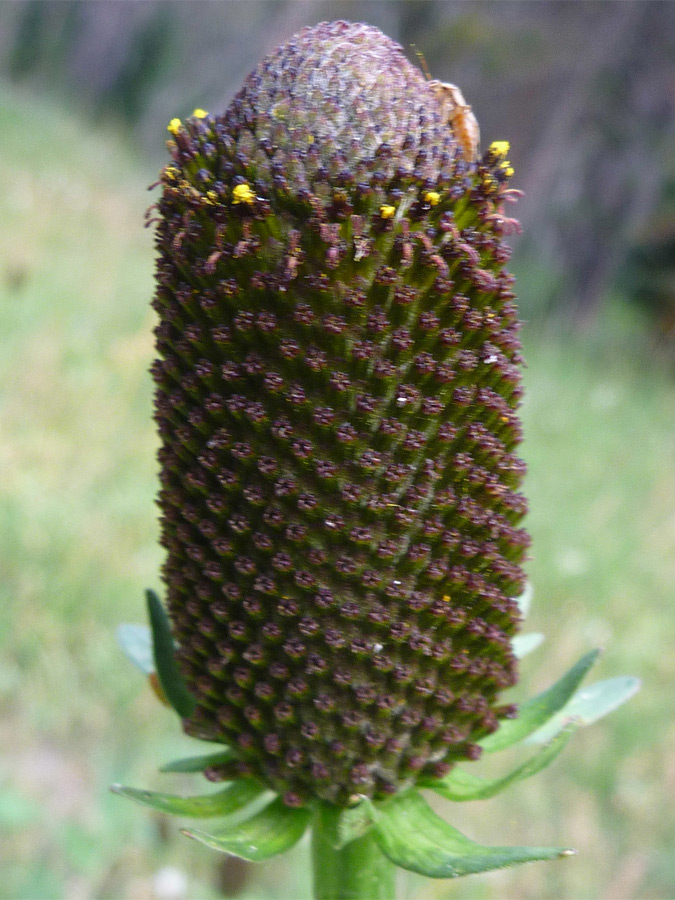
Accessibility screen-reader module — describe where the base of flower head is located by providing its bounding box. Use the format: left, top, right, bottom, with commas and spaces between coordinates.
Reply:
114, 587, 638, 880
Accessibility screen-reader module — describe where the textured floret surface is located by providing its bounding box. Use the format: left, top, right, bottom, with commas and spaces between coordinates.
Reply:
152, 21, 528, 806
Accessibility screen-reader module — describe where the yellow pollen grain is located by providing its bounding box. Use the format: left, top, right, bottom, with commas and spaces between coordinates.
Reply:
380, 204, 396, 219
490, 140, 510, 157
167, 117, 182, 135
192, 108, 208, 118
232, 183, 256, 205
424, 190, 441, 206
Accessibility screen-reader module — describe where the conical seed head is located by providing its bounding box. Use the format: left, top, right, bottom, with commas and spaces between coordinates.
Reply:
152, 21, 528, 806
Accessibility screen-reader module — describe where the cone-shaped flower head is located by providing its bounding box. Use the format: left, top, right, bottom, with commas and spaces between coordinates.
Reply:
152, 21, 528, 807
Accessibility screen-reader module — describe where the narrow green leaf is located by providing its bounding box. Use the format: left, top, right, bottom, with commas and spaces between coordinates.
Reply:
525, 676, 641, 745
515, 583, 533, 619
422, 725, 577, 801
480, 648, 601, 752
512, 633, 545, 659
116, 624, 154, 674
160, 749, 235, 773
110, 779, 265, 818
336, 801, 376, 849
184, 797, 311, 860
371, 791, 573, 879
315, 799, 375, 850
146, 589, 196, 718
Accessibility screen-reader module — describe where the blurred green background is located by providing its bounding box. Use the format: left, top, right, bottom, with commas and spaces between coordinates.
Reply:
1, 2, 673, 898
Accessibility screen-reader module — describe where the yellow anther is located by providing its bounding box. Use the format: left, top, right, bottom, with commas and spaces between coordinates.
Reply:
307, 134, 315, 144
167, 117, 182, 135
232, 183, 256, 205
206, 190, 219, 203
192, 108, 208, 118
163, 166, 179, 181
490, 140, 510, 157
502, 163, 515, 178
424, 190, 441, 206
380, 204, 396, 219
442, 594, 451, 603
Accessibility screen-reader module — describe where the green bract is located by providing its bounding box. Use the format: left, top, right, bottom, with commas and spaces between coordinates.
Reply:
116, 592, 637, 883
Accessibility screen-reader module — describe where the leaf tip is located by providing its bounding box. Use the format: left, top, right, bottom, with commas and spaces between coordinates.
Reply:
559, 848, 577, 858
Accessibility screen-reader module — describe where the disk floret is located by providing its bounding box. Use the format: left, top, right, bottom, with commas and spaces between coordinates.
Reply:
150, 21, 528, 807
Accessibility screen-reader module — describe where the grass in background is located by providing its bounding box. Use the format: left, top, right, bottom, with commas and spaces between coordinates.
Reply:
1, 82, 673, 900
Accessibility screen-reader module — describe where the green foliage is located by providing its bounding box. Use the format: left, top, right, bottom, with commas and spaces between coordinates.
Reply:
145, 589, 195, 718
369, 791, 571, 878
184, 798, 311, 861
512, 632, 545, 658
116, 623, 154, 674
479, 649, 600, 752
525, 676, 641, 745
422, 726, 577, 802
110, 779, 266, 818
160, 749, 236, 774
314, 801, 376, 851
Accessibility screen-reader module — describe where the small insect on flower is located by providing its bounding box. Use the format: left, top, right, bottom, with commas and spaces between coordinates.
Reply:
429, 81, 480, 162
413, 48, 480, 162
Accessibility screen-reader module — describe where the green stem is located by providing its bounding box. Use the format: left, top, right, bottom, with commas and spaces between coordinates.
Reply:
311, 805, 396, 900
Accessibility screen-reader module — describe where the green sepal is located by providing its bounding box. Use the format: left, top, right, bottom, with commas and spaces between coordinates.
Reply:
315, 799, 375, 850
515, 582, 533, 618
110, 779, 265, 818
116, 623, 154, 674
421, 724, 577, 801
480, 648, 601, 753
159, 748, 235, 773
512, 632, 545, 659
146, 589, 196, 719
525, 676, 641, 745
183, 797, 311, 860
369, 791, 574, 879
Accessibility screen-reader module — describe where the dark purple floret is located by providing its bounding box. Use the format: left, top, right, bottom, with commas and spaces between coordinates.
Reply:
152, 21, 527, 806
